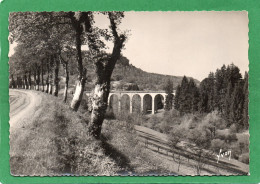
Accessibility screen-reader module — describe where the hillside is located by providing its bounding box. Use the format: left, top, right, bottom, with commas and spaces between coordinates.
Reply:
67, 55, 200, 91
9, 90, 174, 175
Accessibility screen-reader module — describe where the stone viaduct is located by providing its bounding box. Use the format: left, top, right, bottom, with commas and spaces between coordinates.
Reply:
86, 90, 175, 114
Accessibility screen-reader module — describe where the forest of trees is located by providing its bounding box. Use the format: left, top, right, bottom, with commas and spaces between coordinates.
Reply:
9, 12, 127, 138
173, 64, 248, 131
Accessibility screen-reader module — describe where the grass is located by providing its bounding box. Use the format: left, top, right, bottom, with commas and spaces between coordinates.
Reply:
10, 93, 118, 176
102, 119, 172, 175
10, 91, 175, 175
10, 90, 249, 176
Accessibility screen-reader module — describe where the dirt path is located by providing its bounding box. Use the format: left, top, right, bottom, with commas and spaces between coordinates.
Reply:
135, 125, 249, 175
9, 89, 42, 132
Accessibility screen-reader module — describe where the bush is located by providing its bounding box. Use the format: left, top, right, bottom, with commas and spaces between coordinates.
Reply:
78, 97, 89, 113
238, 153, 249, 164
102, 120, 167, 174
113, 74, 124, 81
199, 111, 227, 130
157, 121, 171, 134
229, 124, 237, 133
231, 146, 240, 160
226, 134, 238, 143
210, 139, 226, 152
105, 109, 116, 119
147, 115, 160, 130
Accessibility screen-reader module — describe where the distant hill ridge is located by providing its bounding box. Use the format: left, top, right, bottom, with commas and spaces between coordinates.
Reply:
68, 55, 200, 91
109, 56, 200, 91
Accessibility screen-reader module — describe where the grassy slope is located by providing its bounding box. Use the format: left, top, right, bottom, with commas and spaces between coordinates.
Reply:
10, 92, 118, 176
10, 91, 176, 175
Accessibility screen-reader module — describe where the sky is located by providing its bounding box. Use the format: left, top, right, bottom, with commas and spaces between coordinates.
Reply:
115, 11, 249, 81
9, 11, 249, 81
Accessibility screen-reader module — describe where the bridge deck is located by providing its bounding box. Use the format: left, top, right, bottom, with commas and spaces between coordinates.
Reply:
85, 90, 175, 94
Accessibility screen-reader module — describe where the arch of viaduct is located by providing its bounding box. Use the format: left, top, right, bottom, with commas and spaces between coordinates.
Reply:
86, 91, 175, 114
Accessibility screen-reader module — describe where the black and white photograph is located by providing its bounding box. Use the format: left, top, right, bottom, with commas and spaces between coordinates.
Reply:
8, 11, 249, 176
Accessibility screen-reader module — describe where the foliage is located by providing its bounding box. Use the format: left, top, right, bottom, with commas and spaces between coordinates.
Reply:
174, 76, 200, 114
102, 119, 170, 174
164, 79, 174, 110
174, 64, 248, 132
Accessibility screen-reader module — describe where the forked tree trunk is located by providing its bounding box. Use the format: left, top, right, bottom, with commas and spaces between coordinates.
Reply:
86, 12, 126, 139
53, 56, 60, 97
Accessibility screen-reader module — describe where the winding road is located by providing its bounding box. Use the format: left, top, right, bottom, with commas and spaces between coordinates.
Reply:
9, 89, 42, 132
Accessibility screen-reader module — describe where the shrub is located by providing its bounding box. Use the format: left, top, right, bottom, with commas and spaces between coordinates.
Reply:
168, 127, 184, 148
105, 109, 116, 119
210, 139, 225, 152
147, 115, 160, 129
158, 121, 171, 134
102, 120, 167, 174
231, 146, 240, 160
229, 124, 237, 134
238, 153, 249, 164
78, 97, 89, 113
226, 134, 238, 143
113, 74, 124, 81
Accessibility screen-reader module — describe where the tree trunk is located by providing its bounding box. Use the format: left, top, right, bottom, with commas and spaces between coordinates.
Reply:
88, 80, 110, 138
48, 58, 53, 94
16, 77, 19, 88
10, 74, 15, 88
45, 59, 50, 93
41, 60, 45, 92
81, 12, 125, 138
69, 13, 86, 111
63, 62, 69, 103
53, 56, 59, 97
24, 74, 28, 89
33, 71, 37, 90
88, 41, 125, 138
36, 68, 40, 91
28, 71, 32, 89
70, 76, 86, 110
178, 154, 181, 172
49, 69, 53, 94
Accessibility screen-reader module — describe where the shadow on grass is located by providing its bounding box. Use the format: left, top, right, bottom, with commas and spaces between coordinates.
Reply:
100, 135, 133, 174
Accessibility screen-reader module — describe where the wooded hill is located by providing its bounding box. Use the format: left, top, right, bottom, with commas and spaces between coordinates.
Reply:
68, 54, 200, 91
